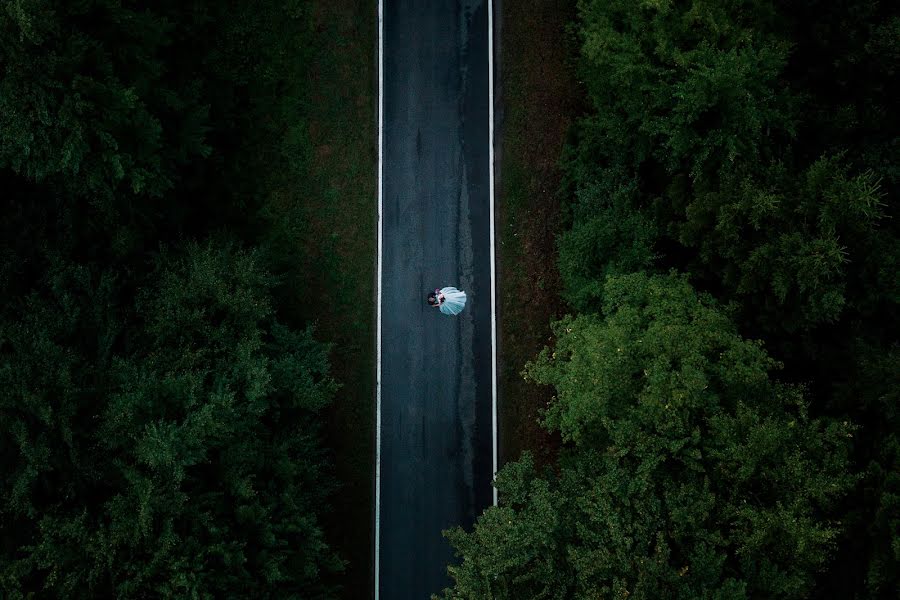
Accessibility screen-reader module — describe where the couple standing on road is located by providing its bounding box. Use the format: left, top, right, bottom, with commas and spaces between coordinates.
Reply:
427, 286, 467, 315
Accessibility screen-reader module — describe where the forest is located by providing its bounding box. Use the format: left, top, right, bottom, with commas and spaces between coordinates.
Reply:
0, 0, 367, 597
1, 0, 897, 599
442, 0, 898, 598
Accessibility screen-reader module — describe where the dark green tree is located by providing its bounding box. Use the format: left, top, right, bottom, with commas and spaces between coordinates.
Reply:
0, 242, 343, 599
552, 0, 898, 596
568, 0, 794, 184
557, 171, 658, 313
676, 154, 895, 334
823, 342, 900, 598
441, 273, 855, 599
0, 0, 211, 200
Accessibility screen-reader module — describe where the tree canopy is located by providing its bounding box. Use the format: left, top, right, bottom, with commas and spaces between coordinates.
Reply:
0, 243, 343, 598
446, 0, 898, 597
0, 0, 210, 200
1, 0, 346, 597
442, 274, 854, 599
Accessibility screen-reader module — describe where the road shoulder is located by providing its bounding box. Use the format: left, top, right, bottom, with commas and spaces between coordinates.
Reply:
496, 0, 581, 468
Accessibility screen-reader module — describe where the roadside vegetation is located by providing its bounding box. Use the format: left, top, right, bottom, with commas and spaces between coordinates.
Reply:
443, 1, 899, 598
0, 1, 374, 598
496, 0, 579, 468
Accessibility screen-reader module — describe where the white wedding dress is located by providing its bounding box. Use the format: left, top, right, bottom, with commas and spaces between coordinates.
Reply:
438, 286, 467, 315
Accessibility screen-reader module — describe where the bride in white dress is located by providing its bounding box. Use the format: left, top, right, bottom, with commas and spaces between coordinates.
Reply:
427, 287, 467, 315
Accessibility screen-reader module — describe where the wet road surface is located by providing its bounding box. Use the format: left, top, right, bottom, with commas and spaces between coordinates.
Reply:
378, 0, 494, 598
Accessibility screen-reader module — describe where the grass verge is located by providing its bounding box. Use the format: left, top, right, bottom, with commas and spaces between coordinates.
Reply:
498, 0, 580, 468
260, 1, 376, 597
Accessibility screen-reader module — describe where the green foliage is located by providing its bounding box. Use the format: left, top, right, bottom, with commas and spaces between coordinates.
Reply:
536, 0, 900, 598
441, 274, 855, 599
783, 1, 900, 180
828, 342, 900, 598
571, 0, 794, 181
0, 0, 211, 200
562, 0, 899, 340
676, 154, 893, 332
529, 273, 778, 445
0, 0, 356, 596
0, 243, 343, 599
557, 173, 658, 312
858, 348, 900, 597
0, 0, 313, 228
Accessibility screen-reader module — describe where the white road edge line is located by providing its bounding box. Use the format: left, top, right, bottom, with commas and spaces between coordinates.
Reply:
374, 0, 383, 596
488, 0, 498, 507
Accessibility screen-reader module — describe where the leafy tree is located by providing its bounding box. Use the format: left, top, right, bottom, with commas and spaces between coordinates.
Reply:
0, 242, 343, 599
675, 154, 895, 334
0, 0, 312, 232
563, 0, 899, 338
855, 346, 900, 598
557, 171, 658, 312
781, 0, 899, 183
551, 0, 898, 595
1, 0, 349, 597
821, 342, 900, 599
558, 0, 806, 315
0, 0, 211, 200
441, 273, 854, 599
569, 0, 794, 184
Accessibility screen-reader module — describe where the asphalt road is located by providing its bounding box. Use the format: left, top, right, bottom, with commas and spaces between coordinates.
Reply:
378, 0, 493, 598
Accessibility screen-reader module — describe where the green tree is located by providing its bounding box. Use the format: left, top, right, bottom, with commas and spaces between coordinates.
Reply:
0, 242, 342, 599
676, 154, 895, 334
554, 0, 898, 595
0, 0, 318, 261
441, 273, 855, 599
569, 0, 794, 184
823, 342, 900, 599
0, 0, 211, 200
557, 171, 658, 312
781, 0, 899, 185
